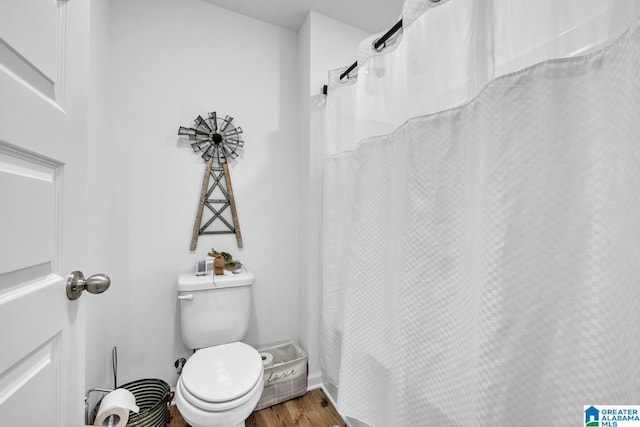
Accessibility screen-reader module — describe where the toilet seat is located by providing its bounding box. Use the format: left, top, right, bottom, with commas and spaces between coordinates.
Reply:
175, 374, 264, 427
177, 370, 263, 412
179, 342, 263, 412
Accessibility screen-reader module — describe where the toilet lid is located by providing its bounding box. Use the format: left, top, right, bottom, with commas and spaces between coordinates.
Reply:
181, 342, 262, 403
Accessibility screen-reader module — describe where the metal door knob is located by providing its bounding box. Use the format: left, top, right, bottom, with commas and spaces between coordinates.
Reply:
66, 271, 111, 300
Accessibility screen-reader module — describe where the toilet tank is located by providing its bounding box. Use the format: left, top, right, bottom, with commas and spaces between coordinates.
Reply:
177, 270, 254, 350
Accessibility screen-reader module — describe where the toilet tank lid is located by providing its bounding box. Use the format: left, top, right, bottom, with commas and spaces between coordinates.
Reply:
178, 270, 254, 292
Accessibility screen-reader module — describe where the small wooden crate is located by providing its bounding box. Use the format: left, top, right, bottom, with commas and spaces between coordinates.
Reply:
254, 342, 308, 411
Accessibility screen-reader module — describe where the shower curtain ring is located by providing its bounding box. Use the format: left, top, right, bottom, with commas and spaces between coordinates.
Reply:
372, 38, 386, 52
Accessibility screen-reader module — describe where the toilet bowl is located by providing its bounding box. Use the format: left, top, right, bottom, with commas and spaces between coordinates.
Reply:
175, 342, 264, 427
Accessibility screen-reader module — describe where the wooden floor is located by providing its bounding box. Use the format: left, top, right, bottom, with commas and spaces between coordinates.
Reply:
168, 388, 346, 427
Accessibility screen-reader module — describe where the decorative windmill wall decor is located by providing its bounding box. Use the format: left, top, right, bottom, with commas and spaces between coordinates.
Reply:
178, 112, 244, 250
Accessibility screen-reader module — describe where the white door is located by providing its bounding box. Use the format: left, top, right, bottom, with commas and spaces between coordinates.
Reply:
0, 0, 91, 425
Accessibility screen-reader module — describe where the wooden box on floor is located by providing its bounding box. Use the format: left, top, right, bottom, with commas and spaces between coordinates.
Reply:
255, 342, 308, 410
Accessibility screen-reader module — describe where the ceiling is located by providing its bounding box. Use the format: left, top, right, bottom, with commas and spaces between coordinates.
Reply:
199, 0, 406, 33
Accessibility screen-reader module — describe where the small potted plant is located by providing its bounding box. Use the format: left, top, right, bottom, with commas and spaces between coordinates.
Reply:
207, 249, 240, 275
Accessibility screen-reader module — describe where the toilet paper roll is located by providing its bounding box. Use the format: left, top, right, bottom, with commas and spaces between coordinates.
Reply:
93, 389, 139, 427
260, 352, 274, 368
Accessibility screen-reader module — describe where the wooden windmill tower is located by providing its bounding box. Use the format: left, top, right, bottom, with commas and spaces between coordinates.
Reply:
178, 112, 244, 250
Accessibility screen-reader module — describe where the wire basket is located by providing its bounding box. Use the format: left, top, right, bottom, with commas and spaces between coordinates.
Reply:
92, 379, 171, 427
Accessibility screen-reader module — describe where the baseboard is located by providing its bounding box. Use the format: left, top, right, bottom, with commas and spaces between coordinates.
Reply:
306, 370, 323, 391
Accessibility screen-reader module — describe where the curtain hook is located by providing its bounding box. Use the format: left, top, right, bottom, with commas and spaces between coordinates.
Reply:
372, 39, 385, 53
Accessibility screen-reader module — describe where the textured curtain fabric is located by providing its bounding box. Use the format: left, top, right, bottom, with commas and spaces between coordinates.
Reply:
321, 1, 640, 426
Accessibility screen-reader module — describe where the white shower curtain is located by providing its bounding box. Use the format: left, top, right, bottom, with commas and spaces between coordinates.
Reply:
321, 1, 640, 426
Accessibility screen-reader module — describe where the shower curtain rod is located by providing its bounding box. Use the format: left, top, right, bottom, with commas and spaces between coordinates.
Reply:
322, 18, 403, 95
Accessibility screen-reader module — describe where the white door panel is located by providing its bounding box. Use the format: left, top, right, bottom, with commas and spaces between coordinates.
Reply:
0, 0, 59, 81
0, 146, 59, 278
0, 0, 63, 103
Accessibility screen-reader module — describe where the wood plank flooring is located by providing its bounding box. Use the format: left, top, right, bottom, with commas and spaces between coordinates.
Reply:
168, 388, 346, 427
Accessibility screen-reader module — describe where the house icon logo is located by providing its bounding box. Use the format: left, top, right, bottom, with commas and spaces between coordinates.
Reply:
585, 406, 599, 427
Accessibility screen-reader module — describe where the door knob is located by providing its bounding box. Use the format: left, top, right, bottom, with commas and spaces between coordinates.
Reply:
66, 271, 111, 300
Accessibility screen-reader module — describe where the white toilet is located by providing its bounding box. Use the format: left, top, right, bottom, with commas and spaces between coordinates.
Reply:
175, 270, 264, 427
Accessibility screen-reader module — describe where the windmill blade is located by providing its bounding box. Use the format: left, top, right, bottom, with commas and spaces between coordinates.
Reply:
222, 139, 241, 155
225, 135, 243, 144
208, 112, 218, 131
194, 133, 211, 143
224, 138, 243, 151
217, 146, 226, 164
220, 115, 233, 132
191, 141, 209, 153
220, 145, 235, 162
179, 126, 210, 142
194, 115, 212, 133
178, 126, 196, 136
207, 144, 220, 160
223, 127, 243, 138
225, 150, 239, 160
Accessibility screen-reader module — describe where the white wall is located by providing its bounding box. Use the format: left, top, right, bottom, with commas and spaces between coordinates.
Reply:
297, 11, 369, 380
86, 0, 369, 398
86, 0, 300, 390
